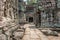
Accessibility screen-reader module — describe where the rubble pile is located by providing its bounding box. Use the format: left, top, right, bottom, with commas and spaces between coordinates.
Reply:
41, 29, 58, 36
0, 17, 25, 40
13, 29, 25, 40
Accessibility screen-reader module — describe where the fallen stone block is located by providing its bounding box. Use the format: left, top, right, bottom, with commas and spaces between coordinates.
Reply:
41, 29, 58, 36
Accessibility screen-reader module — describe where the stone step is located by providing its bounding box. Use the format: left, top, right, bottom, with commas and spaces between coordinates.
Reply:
35, 29, 49, 40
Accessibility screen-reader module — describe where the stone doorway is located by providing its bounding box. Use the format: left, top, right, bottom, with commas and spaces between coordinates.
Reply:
29, 17, 33, 22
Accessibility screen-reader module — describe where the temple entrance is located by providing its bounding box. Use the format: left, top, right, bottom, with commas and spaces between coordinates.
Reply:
29, 17, 33, 22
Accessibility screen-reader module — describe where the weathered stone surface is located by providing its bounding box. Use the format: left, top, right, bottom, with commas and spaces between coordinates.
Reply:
22, 24, 48, 40
41, 29, 58, 36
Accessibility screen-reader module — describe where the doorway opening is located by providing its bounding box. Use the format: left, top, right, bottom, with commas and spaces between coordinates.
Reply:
29, 17, 33, 22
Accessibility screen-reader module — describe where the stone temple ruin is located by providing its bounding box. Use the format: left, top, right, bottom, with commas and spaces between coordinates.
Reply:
0, 0, 60, 40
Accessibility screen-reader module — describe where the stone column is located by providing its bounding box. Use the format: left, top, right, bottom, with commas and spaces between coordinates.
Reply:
0, 0, 4, 17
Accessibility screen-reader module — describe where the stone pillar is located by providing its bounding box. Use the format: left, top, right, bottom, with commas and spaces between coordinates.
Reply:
0, 0, 4, 17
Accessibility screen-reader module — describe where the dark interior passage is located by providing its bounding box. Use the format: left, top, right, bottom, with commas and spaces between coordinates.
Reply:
29, 17, 33, 22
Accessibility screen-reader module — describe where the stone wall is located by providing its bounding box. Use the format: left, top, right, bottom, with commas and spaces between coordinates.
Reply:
3, 0, 19, 24
0, 0, 5, 16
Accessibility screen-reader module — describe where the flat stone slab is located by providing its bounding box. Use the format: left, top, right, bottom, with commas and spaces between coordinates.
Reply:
35, 29, 49, 40
22, 28, 41, 40
30, 30, 40, 38
22, 24, 49, 40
